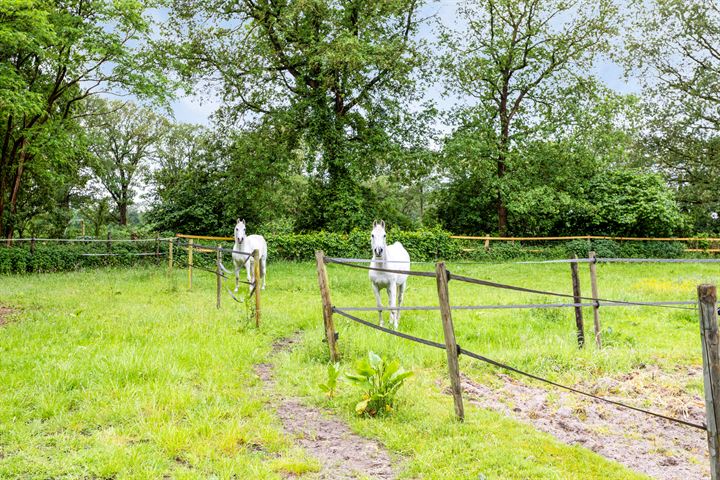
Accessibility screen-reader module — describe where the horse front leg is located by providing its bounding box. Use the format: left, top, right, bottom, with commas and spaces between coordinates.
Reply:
372, 283, 384, 327
396, 282, 406, 327
388, 281, 398, 330
246, 261, 254, 296
234, 262, 240, 293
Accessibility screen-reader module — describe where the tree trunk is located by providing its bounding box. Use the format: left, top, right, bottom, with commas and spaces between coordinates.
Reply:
5, 138, 27, 244
119, 202, 128, 226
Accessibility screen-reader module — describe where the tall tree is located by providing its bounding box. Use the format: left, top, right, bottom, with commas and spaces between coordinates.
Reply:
85, 100, 166, 226
0, 0, 170, 241
625, 0, 720, 230
441, 0, 617, 234
626, 0, 720, 133
165, 0, 429, 231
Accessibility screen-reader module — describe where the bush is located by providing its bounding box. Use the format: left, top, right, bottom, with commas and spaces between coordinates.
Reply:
345, 351, 413, 417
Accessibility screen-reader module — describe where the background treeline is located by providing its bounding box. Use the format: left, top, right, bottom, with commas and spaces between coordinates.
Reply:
1, 0, 719, 242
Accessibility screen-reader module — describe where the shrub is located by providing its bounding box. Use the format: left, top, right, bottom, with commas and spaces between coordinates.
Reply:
345, 351, 413, 416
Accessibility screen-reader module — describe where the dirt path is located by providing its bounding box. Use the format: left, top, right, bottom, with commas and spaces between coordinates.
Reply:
453, 368, 708, 480
0, 306, 15, 327
255, 336, 396, 480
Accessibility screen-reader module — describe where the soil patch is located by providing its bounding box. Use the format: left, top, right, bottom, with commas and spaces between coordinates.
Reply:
255, 336, 396, 479
0, 306, 16, 327
452, 368, 708, 480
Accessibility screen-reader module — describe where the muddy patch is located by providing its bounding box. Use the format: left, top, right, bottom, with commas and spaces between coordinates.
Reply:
255, 336, 396, 479
0, 306, 16, 327
452, 368, 708, 480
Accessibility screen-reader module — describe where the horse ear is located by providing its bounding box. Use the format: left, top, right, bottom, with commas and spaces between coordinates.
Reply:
373, 220, 377, 227
236, 218, 240, 224
381, 220, 385, 229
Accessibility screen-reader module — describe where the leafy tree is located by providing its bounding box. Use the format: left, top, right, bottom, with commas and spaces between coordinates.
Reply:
626, 0, 720, 133
164, 0, 430, 231
84, 99, 167, 225
0, 0, 170, 240
440, 0, 618, 234
147, 121, 306, 235
625, 0, 720, 231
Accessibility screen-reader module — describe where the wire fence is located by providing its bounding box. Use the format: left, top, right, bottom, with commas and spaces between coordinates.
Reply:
320, 252, 709, 436
333, 307, 706, 431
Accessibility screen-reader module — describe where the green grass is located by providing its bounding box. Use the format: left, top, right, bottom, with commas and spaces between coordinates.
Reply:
0, 260, 714, 478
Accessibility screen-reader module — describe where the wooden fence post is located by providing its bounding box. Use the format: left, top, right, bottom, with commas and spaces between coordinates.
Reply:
168, 240, 173, 271
155, 235, 160, 259
30, 236, 35, 256
699, 284, 720, 480
216, 245, 222, 310
435, 261, 465, 422
253, 249, 261, 327
315, 250, 340, 362
187, 239, 194, 290
570, 255, 585, 348
107, 231, 111, 254
588, 251, 602, 348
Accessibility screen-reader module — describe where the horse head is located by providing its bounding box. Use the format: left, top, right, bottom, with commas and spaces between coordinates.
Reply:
235, 219, 246, 244
371, 220, 387, 259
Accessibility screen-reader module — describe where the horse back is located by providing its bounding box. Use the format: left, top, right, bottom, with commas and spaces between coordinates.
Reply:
246, 235, 267, 257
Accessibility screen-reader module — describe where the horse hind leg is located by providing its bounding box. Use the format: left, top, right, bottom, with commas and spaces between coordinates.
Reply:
260, 256, 267, 290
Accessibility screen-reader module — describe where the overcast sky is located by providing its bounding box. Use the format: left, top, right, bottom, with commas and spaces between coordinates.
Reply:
166, 1, 639, 126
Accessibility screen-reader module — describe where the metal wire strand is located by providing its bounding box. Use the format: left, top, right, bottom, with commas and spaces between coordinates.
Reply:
447, 272, 696, 310
332, 308, 706, 431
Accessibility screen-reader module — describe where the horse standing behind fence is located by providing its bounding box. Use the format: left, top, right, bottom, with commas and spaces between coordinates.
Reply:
233, 219, 267, 295
369, 220, 410, 329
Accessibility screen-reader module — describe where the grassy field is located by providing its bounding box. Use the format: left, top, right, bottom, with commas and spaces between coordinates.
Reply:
0, 259, 715, 479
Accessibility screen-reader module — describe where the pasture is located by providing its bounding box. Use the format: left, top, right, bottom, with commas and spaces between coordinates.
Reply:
0, 260, 714, 479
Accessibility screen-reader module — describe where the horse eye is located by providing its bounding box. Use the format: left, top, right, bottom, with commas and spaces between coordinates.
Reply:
371, 234, 374, 238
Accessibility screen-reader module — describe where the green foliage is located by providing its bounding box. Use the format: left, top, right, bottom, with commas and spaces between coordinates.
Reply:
318, 363, 341, 398
0, 242, 169, 274
345, 351, 413, 417
269, 229, 461, 262
164, 0, 431, 232
0, 0, 171, 237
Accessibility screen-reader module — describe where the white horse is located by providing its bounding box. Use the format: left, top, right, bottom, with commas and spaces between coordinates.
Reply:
232, 219, 267, 295
369, 220, 410, 329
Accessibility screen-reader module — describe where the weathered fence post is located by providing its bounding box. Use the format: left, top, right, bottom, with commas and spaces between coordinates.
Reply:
216, 245, 222, 310
107, 231, 111, 254
588, 251, 602, 348
187, 238, 194, 290
30, 236, 35, 256
155, 235, 160, 259
253, 249, 261, 327
168, 240, 173, 272
570, 255, 585, 348
315, 250, 340, 362
435, 261, 465, 422
699, 284, 720, 480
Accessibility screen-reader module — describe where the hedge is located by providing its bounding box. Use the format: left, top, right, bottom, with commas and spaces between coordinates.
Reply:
0, 231, 702, 275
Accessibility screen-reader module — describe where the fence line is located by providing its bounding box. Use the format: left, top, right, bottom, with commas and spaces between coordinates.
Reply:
452, 234, 720, 242
1, 237, 173, 243
333, 300, 696, 312
327, 257, 695, 311
79, 252, 164, 257
333, 306, 707, 431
